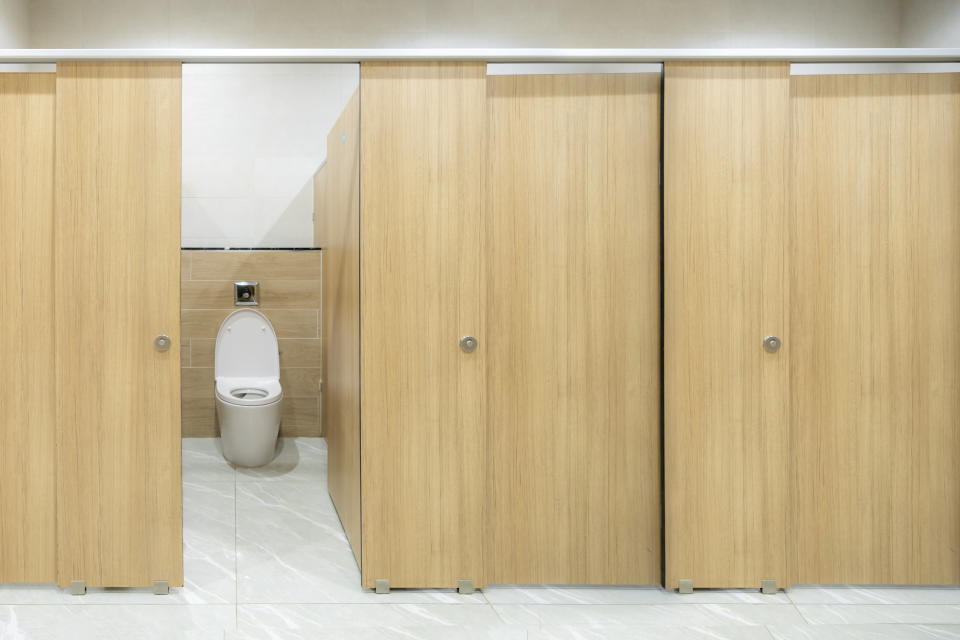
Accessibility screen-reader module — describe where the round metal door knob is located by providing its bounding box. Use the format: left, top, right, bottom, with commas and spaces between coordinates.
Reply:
460, 336, 478, 353
763, 335, 781, 353
154, 334, 172, 352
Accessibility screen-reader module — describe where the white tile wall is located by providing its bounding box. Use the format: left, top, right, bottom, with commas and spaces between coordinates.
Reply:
181, 63, 358, 249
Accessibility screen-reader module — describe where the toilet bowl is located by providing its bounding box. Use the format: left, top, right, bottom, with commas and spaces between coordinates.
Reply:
214, 309, 283, 467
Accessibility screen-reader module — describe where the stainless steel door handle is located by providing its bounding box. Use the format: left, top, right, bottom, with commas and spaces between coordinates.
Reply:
460, 336, 478, 353
154, 334, 172, 352
763, 335, 781, 353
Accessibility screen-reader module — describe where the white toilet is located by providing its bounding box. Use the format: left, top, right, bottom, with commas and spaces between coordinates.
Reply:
214, 309, 283, 467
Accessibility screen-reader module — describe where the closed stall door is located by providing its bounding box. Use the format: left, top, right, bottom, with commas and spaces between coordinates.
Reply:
485, 68, 662, 585
664, 62, 792, 590
791, 70, 960, 585
359, 62, 486, 589
55, 61, 183, 588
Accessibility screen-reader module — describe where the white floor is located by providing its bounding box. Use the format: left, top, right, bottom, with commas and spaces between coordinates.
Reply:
1, 438, 959, 639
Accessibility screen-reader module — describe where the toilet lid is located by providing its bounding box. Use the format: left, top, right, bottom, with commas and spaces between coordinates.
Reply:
214, 309, 280, 379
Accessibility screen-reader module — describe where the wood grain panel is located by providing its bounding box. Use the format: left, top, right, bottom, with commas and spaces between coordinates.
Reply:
191, 250, 322, 280
791, 72, 960, 585
182, 308, 317, 339
313, 164, 325, 248
318, 88, 362, 566
664, 62, 791, 589
181, 279, 321, 309
484, 73, 662, 585
55, 61, 183, 588
360, 63, 485, 588
0, 72, 57, 583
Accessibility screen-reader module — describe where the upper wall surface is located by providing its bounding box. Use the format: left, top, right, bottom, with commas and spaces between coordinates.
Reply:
901, 0, 960, 46
0, 0, 28, 47
25, 0, 908, 49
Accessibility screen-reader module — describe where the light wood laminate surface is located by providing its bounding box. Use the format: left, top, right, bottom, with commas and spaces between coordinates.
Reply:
664, 62, 792, 589
484, 72, 662, 585
0, 72, 57, 583
791, 72, 960, 585
55, 61, 183, 588
320, 88, 362, 567
359, 62, 486, 588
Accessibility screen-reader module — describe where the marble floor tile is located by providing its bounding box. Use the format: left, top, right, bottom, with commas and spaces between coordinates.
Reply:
789, 587, 960, 605
0, 604, 235, 640
796, 605, 960, 625
484, 585, 790, 604
492, 603, 807, 627
531, 625, 776, 639
182, 436, 236, 482
235, 480, 486, 603
226, 626, 526, 640
768, 624, 960, 639
235, 437, 326, 483
237, 603, 505, 633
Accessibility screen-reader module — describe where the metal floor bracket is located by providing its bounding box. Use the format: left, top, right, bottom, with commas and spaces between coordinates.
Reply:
375, 579, 390, 594
761, 579, 777, 595
154, 580, 170, 595
677, 579, 693, 594
70, 580, 86, 596
458, 579, 474, 595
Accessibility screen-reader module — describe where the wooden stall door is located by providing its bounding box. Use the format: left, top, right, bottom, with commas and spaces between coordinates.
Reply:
359, 62, 486, 588
664, 62, 791, 589
320, 88, 362, 567
0, 73, 57, 583
484, 72, 662, 585
791, 72, 960, 585
55, 62, 183, 588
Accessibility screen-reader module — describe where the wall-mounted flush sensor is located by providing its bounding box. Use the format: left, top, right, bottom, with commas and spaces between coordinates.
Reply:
234, 281, 259, 306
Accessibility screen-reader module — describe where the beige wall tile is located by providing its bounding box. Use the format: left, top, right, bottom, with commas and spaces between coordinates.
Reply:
281, 397, 320, 437
182, 396, 217, 437
182, 279, 321, 310
190, 250, 321, 280
279, 367, 322, 398
180, 251, 191, 280
182, 308, 317, 339
182, 367, 214, 398
180, 342, 191, 367
190, 339, 215, 367
277, 339, 322, 367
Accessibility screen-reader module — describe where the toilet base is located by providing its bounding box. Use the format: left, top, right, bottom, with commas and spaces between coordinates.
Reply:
216, 397, 282, 467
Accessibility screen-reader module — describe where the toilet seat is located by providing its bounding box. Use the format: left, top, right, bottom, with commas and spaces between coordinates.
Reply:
215, 377, 282, 407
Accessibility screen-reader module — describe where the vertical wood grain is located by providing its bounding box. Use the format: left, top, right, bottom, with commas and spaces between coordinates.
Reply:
0, 73, 57, 583
359, 62, 485, 588
484, 73, 662, 584
664, 62, 791, 589
320, 88, 362, 567
55, 61, 183, 588
791, 72, 960, 585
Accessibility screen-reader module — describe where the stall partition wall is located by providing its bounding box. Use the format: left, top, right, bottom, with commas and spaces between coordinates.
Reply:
0, 73, 57, 583
665, 62, 960, 588
484, 71, 662, 585
319, 88, 362, 567
359, 62, 487, 589
55, 61, 183, 588
665, 61, 792, 590
791, 71, 960, 585
320, 62, 665, 588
